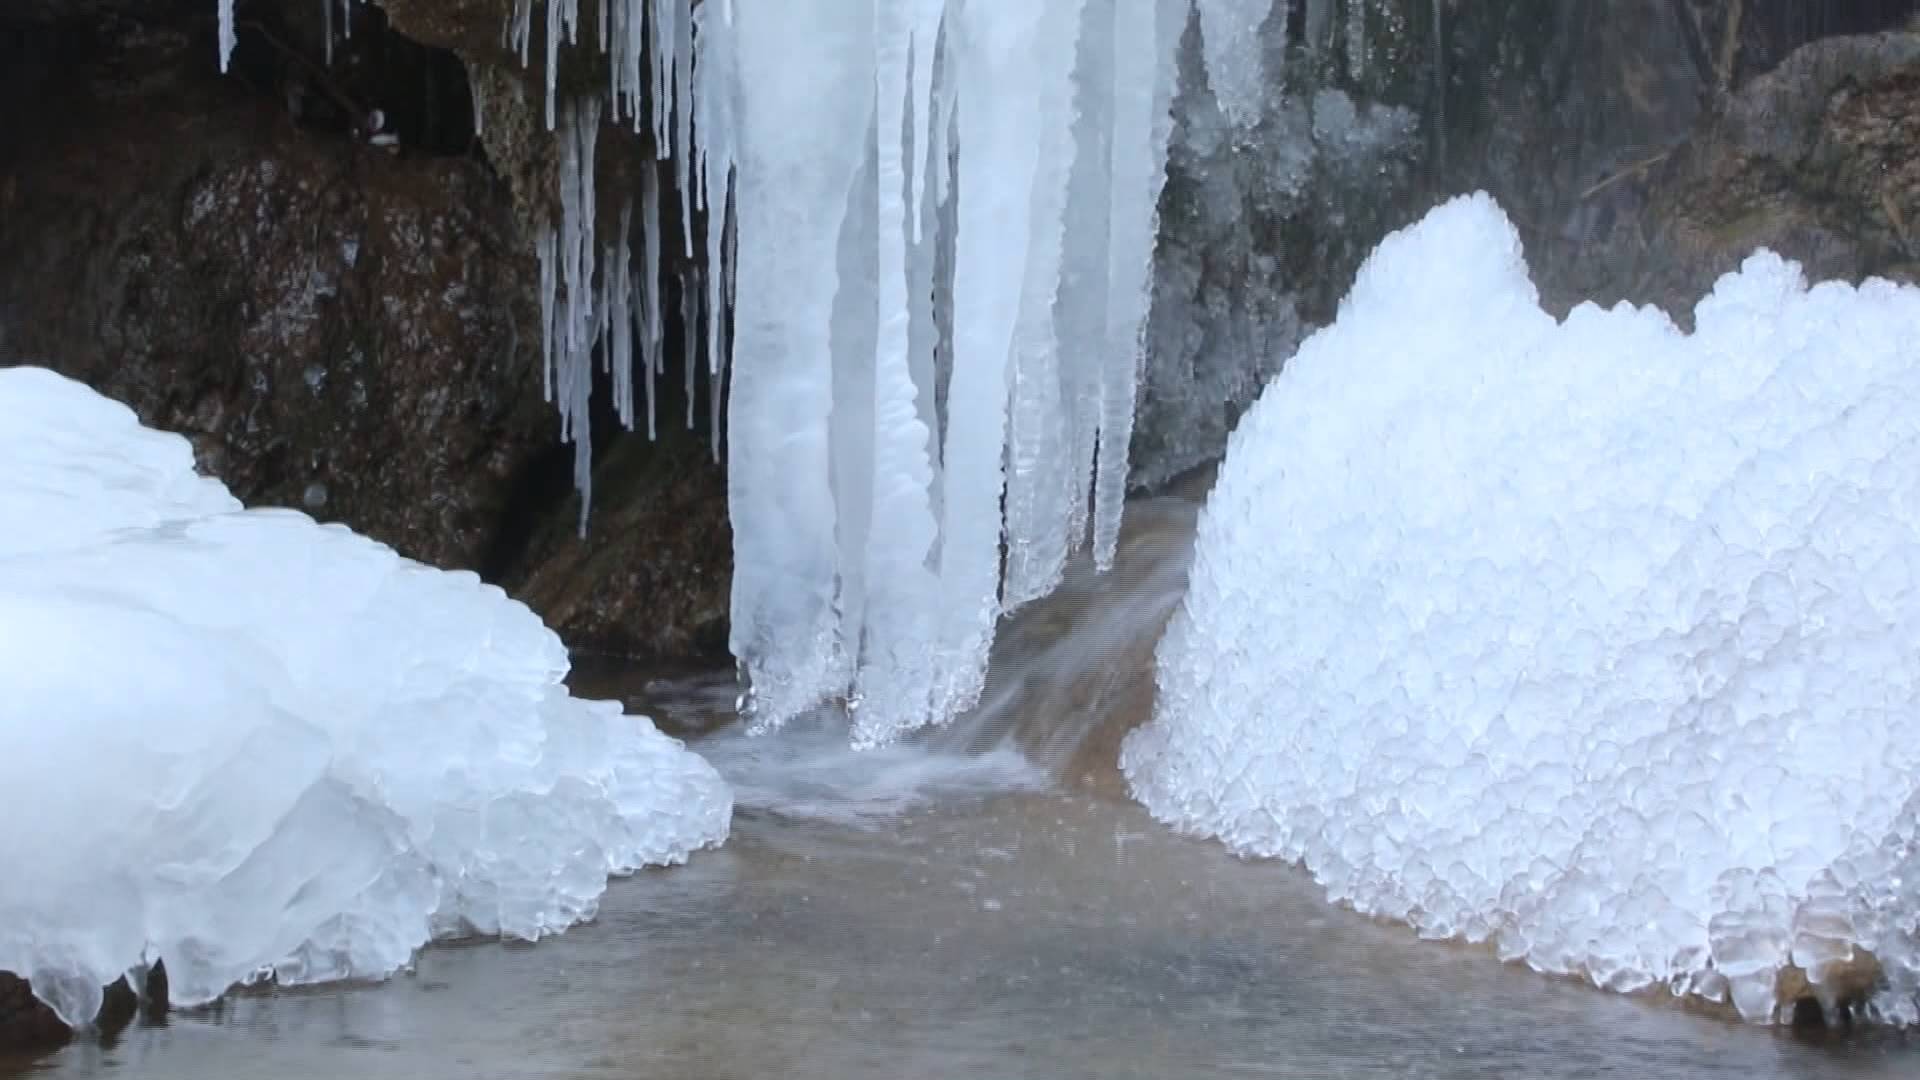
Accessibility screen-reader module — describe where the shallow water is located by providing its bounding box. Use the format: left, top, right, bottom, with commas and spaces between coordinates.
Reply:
8, 769, 1915, 1080
8, 489, 1918, 1078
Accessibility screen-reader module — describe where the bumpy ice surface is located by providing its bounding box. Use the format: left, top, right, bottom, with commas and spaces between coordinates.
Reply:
1122, 194, 1920, 1023
0, 367, 731, 1027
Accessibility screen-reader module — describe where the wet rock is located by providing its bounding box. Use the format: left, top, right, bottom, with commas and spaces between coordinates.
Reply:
1138, 8, 1426, 491
0, 961, 165, 1055
504, 423, 732, 662
0, 972, 70, 1055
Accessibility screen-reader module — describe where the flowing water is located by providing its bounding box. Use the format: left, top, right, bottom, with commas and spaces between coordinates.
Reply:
6, 488, 1917, 1079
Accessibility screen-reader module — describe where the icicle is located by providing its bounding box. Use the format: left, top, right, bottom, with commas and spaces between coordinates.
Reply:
713, 185, 736, 463
905, 0, 946, 240
999, 0, 1088, 611
541, 0, 587, 131
1055, 0, 1115, 560
674, 4, 696, 257
535, 93, 603, 533
725, 0, 873, 731
341, 0, 353, 39
323, 0, 334, 67
651, 0, 679, 153
610, 0, 643, 126
611, 200, 637, 428
1196, 0, 1275, 126
827, 118, 881, 741
641, 164, 664, 441
693, 0, 738, 390
682, 268, 699, 430
1091, 0, 1178, 570
538, 229, 558, 403
217, 0, 236, 73
904, 18, 950, 531
508, 0, 533, 67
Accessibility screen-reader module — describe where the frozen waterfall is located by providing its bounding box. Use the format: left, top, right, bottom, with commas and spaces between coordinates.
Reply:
227, 0, 1186, 746
718, 0, 1187, 744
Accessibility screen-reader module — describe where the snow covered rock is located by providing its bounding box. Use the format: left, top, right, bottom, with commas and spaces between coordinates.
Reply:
0, 367, 730, 1030
1123, 192, 1920, 1024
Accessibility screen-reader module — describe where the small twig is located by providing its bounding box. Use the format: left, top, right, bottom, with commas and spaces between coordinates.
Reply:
1580, 151, 1671, 201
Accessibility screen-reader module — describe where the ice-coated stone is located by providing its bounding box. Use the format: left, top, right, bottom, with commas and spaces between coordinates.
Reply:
1123, 193, 1920, 1023
0, 367, 731, 1028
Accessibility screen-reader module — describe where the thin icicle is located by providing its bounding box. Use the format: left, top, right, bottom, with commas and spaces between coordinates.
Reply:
323, 0, 334, 66
651, 0, 679, 153
713, 185, 736, 462
682, 268, 700, 430
641, 164, 664, 441
508, 0, 533, 66
1091, 0, 1176, 570
218, 0, 236, 72
674, 4, 696, 257
904, 17, 950, 534
693, 0, 738, 391
904, 0, 946, 240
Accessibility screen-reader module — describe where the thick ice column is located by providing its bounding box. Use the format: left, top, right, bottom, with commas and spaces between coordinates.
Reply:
1196, 0, 1275, 126
999, 0, 1089, 611
726, 0, 874, 728
924, 3, 1056, 722
845, 0, 944, 747
1054, 0, 1116, 561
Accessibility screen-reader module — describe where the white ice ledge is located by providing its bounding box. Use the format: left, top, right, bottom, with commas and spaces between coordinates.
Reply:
0, 367, 731, 1028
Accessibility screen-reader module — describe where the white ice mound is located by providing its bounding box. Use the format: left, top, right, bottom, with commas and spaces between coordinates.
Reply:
0, 367, 731, 1028
1121, 193, 1920, 1024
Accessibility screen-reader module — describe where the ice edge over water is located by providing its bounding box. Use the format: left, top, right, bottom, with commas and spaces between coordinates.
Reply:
0, 368, 732, 1028
1125, 193, 1920, 1025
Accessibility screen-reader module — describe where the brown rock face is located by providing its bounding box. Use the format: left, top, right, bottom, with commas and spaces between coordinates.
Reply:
507, 420, 733, 662
1571, 30, 1920, 322
0, 11, 549, 573
0, 3, 732, 659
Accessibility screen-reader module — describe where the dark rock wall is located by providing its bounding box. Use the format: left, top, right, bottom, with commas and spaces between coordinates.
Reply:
0, 0, 731, 661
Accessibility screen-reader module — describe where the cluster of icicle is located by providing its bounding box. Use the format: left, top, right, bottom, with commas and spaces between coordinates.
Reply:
505, 0, 735, 535
715, 0, 1186, 747
216, 0, 1189, 748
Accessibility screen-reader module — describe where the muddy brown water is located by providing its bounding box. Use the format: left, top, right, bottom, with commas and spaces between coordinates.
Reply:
6, 491, 1918, 1078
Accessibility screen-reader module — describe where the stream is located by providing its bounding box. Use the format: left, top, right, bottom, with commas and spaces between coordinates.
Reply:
6, 490, 1916, 1079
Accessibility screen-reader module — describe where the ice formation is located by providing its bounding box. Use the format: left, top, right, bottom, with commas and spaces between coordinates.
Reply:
1123, 193, 1920, 1024
210, 1, 1186, 743
0, 367, 730, 1029
715, 0, 1184, 743
1196, 0, 1275, 127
